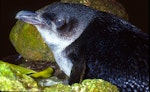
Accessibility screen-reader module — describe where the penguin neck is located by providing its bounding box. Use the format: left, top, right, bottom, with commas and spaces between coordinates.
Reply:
48, 44, 73, 77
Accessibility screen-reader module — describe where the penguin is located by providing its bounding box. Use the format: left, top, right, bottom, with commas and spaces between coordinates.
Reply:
15, 2, 149, 91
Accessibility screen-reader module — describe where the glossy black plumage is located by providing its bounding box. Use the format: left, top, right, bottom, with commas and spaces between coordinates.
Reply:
62, 5, 149, 91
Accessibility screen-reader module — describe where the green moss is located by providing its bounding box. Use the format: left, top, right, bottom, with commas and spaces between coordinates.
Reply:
0, 60, 38, 91
44, 79, 119, 92
0, 60, 119, 91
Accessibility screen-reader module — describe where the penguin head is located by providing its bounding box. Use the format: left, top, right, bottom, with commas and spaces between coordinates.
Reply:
16, 2, 95, 51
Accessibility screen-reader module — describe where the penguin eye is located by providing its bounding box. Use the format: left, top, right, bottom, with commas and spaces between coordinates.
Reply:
54, 18, 66, 28
42, 13, 56, 25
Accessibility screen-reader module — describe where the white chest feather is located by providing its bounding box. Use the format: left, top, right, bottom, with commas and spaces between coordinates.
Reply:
35, 24, 75, 77
53, 50, 73, 77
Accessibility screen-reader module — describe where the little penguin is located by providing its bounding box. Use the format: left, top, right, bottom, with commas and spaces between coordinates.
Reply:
15, 2, 149, 91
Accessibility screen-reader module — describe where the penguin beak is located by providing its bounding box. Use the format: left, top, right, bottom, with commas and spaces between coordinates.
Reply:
16, 11, 43, 25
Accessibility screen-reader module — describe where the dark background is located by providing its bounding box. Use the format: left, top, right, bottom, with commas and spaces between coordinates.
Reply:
0, 0, 148, 59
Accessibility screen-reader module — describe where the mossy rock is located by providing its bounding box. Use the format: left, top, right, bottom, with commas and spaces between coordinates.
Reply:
0, 60, 119, 91
0, 60, 38, 91
10, 21, 55, 61
44, 79, 119, 92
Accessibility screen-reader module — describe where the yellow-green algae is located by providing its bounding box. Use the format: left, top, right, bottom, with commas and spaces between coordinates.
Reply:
30, 67, 54, 78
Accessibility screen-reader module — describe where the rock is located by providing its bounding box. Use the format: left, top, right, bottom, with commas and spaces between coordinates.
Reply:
10, 21, 55, 61
0, 60, 38, 91
44, 79, 119, 92
0, 60, 119, 91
